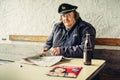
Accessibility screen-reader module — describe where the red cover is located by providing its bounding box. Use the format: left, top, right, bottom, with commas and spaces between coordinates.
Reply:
47, 65, 82, 78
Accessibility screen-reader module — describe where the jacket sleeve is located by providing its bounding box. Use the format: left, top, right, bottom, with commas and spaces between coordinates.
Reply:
60, 26, 96, 58
44, 24, 58, 49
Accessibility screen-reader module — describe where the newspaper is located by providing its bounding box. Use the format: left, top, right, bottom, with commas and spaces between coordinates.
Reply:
20, 52, 72, 67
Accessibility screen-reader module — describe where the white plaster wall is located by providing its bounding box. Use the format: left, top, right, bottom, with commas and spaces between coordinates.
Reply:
0, 0, 120, 41
0, 0, 120, 62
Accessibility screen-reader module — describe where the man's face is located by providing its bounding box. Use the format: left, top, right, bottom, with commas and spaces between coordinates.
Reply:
62, 11, 76, 29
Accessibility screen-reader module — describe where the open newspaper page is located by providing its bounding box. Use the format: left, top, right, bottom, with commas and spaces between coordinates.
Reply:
20, 52, 72, 67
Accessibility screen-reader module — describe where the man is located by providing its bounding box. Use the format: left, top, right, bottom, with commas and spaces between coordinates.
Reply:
43, 3, 96, 58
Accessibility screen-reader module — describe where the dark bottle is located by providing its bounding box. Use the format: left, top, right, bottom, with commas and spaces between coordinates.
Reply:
83, 33, 92, 65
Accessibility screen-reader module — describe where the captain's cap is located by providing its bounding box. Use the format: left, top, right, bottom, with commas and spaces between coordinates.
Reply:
58, 3, 78, 14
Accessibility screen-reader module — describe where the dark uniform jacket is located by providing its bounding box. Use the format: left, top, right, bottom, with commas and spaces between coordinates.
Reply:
44, 18, 96, 58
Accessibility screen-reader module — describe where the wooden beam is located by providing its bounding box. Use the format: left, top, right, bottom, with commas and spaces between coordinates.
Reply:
9, 35, 120, 46
95, 38, 120, 46
9, 35, 48, 42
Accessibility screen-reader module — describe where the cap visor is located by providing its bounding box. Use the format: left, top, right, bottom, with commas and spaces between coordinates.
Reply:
60, 11, 72, 15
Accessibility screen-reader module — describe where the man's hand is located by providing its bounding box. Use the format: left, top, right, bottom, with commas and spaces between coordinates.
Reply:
52, 47, 60, 56
43, 48, 49, 52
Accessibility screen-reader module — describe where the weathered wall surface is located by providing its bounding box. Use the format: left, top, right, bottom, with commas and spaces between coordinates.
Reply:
0, 42, 45, 61
0, 0, 120, 41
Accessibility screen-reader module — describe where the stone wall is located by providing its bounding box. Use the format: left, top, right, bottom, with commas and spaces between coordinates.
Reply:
0, 0, 120, 40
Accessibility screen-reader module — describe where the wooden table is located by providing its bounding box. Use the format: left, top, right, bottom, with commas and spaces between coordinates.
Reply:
0, 58, 105, 80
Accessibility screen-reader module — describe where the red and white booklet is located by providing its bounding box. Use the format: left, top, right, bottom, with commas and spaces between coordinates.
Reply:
47, 65, 82, 78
